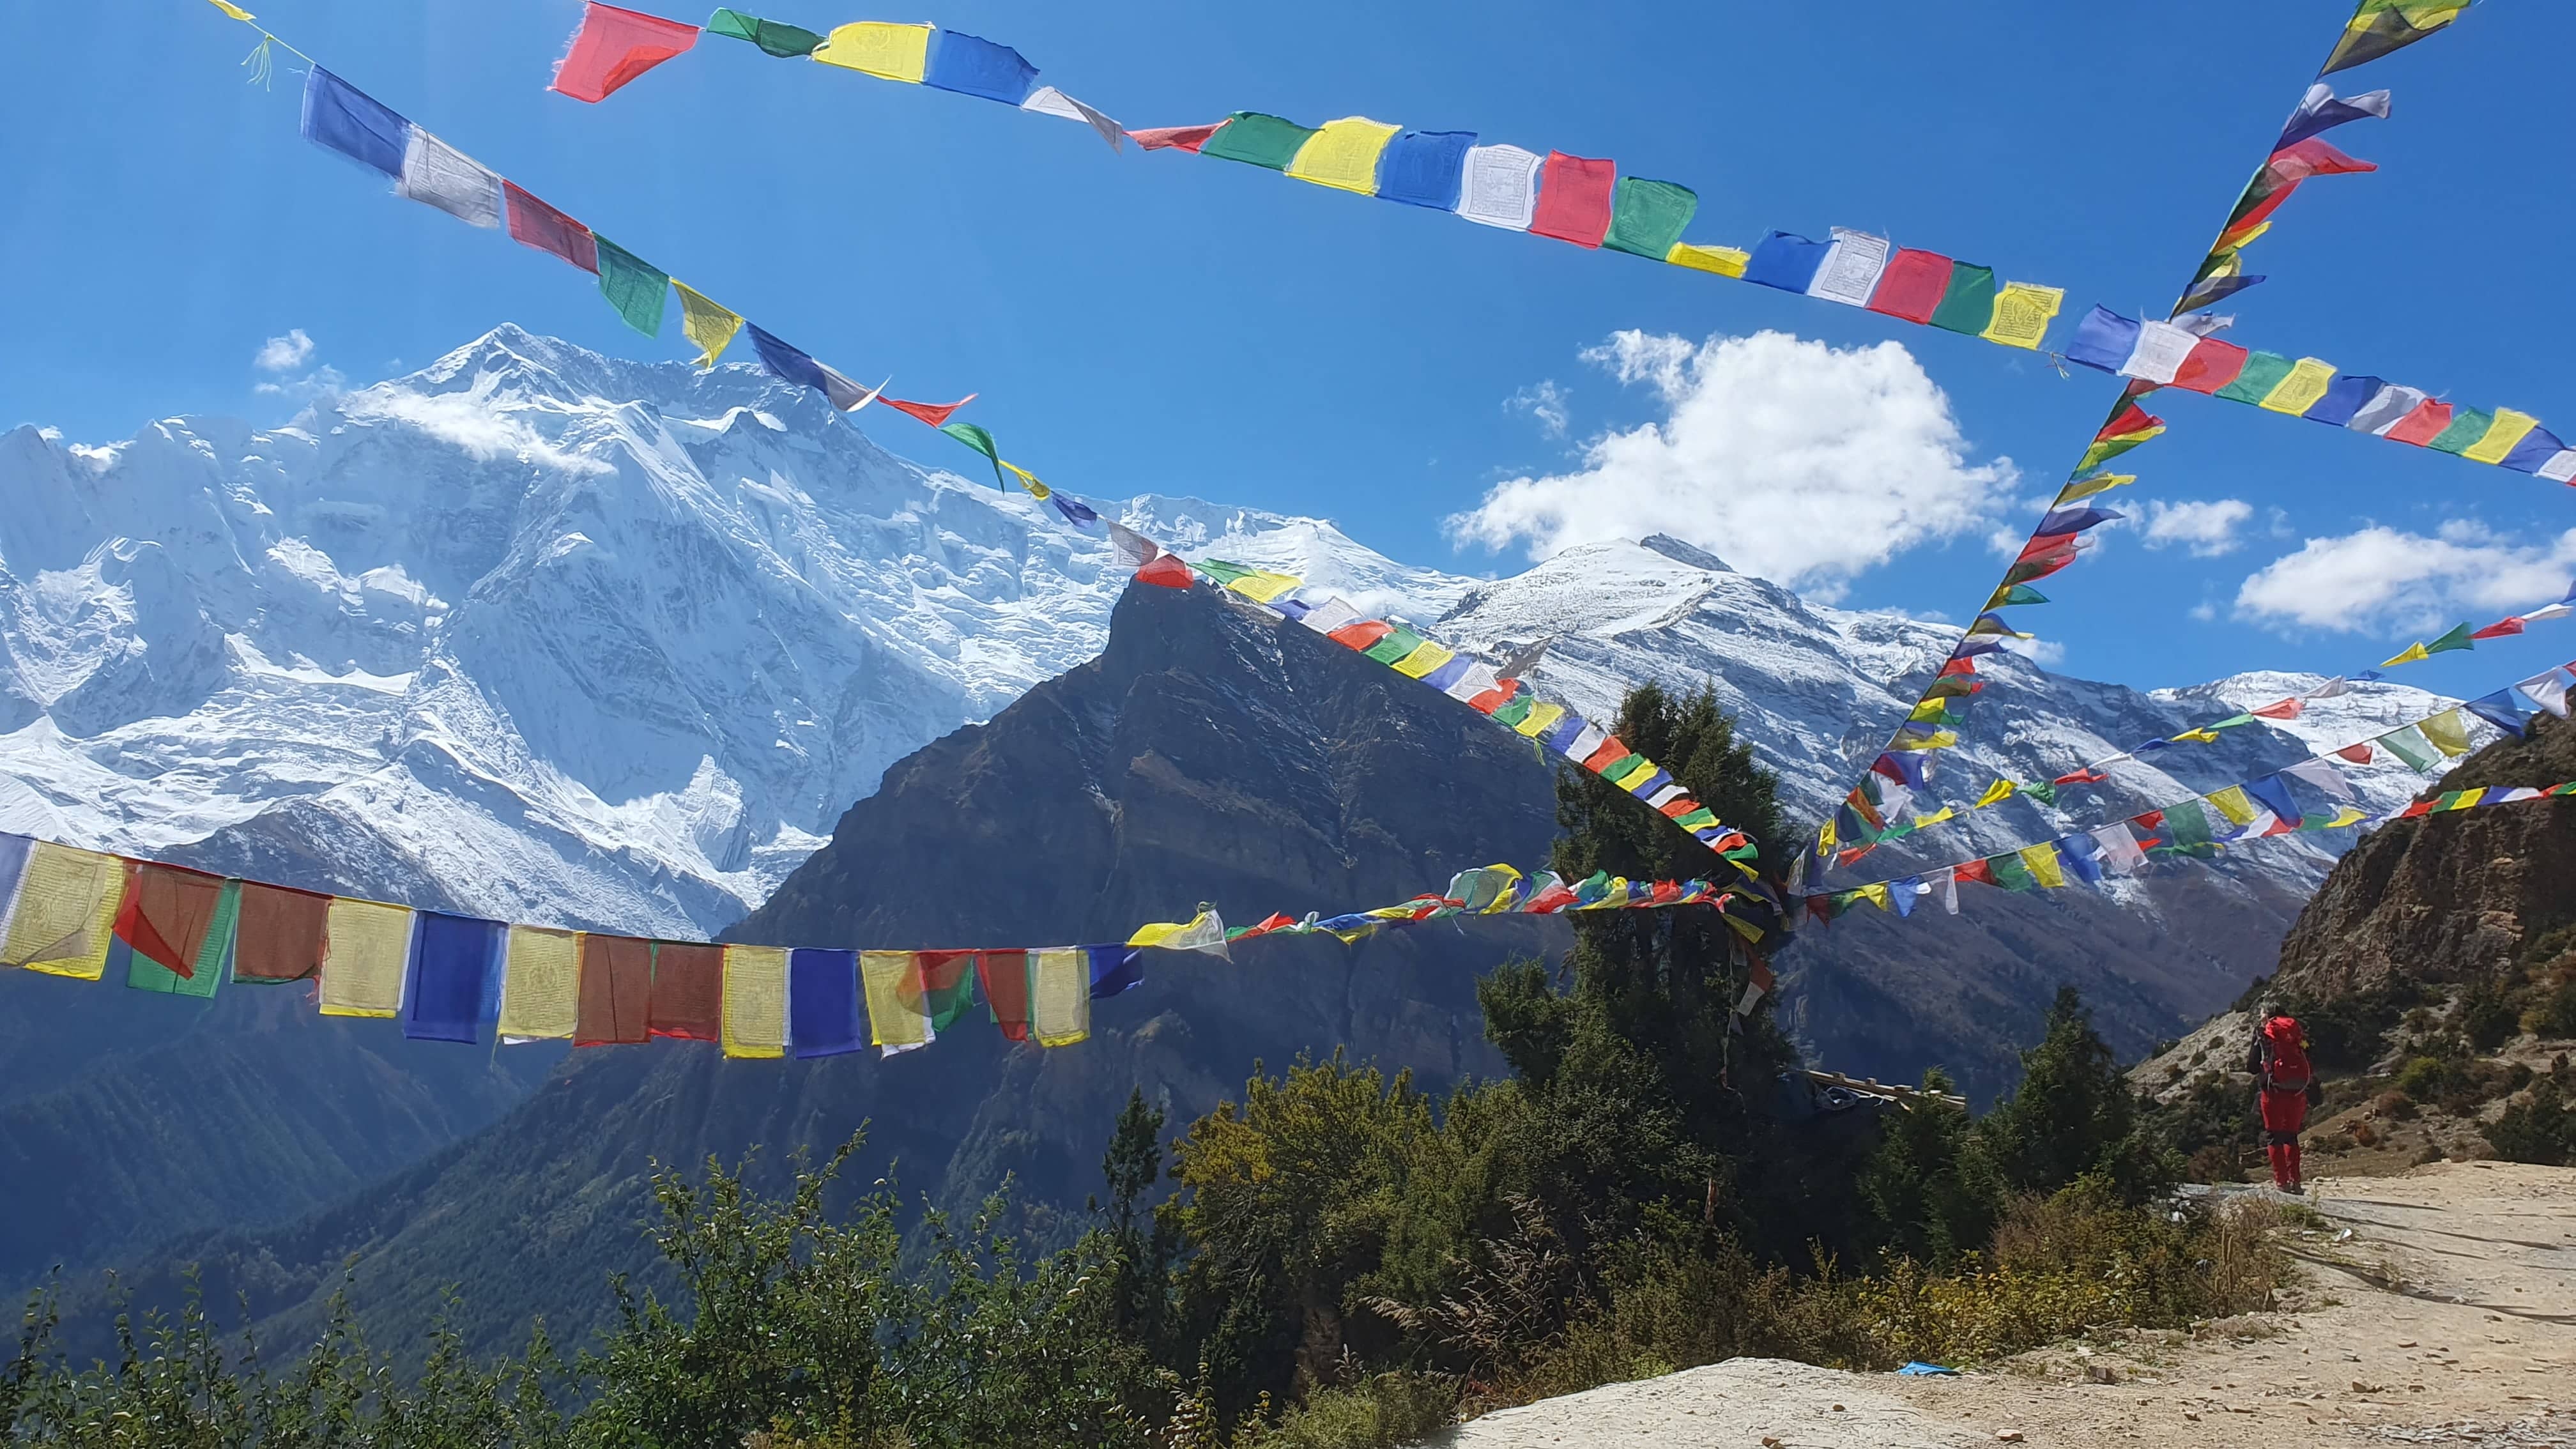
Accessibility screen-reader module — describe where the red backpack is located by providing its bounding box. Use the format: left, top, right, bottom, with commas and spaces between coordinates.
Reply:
2262, 1015, 2312, 1091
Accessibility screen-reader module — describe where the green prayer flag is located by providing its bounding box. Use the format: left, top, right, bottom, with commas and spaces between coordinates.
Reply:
937, 422, 1007, 486
126, 880, 236, 999
2426, 622, 2474, 655
2324, 1, 2472, 76
2215, 351, 2295, 404
2378, 726, 2439, 770
1602, 178, 1699, 259
1986, 584, 2050, 608
1192, 558, 1255, 585
2212, 713, 2257, 730
2023, 781, 2058, 806
594, 236, 669, 337
1928, 263, 1998, 335
1199, 112, 1317, 170
1365, 626, 1426, 666
1989, 852, 2036, 891
707, 7, 824, 56
2165, 799, 2215, 848
2426, 408, 2495, 456
1491, 695, 1533, 727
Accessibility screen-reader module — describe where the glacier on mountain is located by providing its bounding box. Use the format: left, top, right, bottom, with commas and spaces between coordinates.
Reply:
0, 328, 2464, 939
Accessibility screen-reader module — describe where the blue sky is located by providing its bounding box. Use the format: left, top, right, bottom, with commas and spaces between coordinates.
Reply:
6, 0, 2574, 704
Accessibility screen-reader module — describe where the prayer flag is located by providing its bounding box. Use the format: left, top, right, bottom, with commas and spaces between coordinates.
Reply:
2258, 357, 2339, 416
1602, 178, 1698, 260
2518, 668, 2571, 718
2472, 617, 2525, 641
860, 949, 931, 1048
2170, 336, 2249, 394
1201, 112, 1318, 170
1991, 853, 2037, 892
396, 130, 502, 228
880, 394, 978, 427
2282, 757, 2357, 801
2057, 836, 2104, 885
318, 897, 411, 1018
2464, 689, 2532, 738
301, 68, 408, 177
2464, 409, 2543, 466
707, 8, 824, 57
1456, 144, 1543, 230
114, 863, 229, 997
1285, 117, 1402, 195
574, 934, 654, 1045
2279, 82, 2393, 148
2378, 725, 2439, 770
2214, 351, 2294, 406
505, 183, 599, 273
912, 951, 977, 1032
1029, 948, 1089, 1046
1927, 262, 1998, 336
788, 947, 863, 1058
2323, 2, 2472, 76
815, 22, 932, 82
1130, 122, 1222, 152
1374, 129, 1475, 210
2269, 137, 2379, 183
2427, 622, 2474, 655
232, 881, 328, 983
2246, 774, 2304, 831
1528, 152, 1617, 248
922, 30, 1036, 105
2055, 472, 2134, 505
2382, 397, 2455, 446
1744, 231, 1829, 293
2499, 427, 2571, 475
673, 282, 742, 366
592, 236, 669, 337
1982, 282, 2063, 349
976, 949, 1032, 1041
2091, 822, 2146, 874
2427, 407, 2496, 457
2179, 271, 2266, 313
648, 940, 724, 1041
721, 944, 790, 1058
1809, 229, 1892, 307
1666, 243, 1748, 277
2419, 708, 2472, 757
2035, 505, 2120, 535
1130, 908, 1229, 957
2165, 799, 2215, 849
1021, 86, 1124, 150
1868, 248, 1953, 324
1088, 943, 1144, 997
404, 911, 504, 1045
2348, 383, 2429, 435
497, 925, 580, 1041
1975, 779, 2016, 808
2064, 307, 2140, 373
551, 3, 699, 102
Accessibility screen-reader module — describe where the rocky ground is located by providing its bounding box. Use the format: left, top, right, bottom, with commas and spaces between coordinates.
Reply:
1429, 1161, 2576, 1448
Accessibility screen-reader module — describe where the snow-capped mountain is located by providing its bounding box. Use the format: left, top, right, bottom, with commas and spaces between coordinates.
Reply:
0, 328, 2457, 939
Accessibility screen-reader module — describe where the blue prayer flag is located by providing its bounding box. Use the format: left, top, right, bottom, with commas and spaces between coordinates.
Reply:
1087, 944, 1143, 999
2464, 689, 2533, 739
2035, 506, 2121, 536
2244, 774, 2303, 830
1892, 877, 1920, 917
402, 911, 504, 1045
302, 68, 410, 178
1541, 714, 1586, 754
2058, 836, 2106, 884
2501, 426, 2569, 475
1374, 130, 1476, 210
1052, 494, 1099, 525
1743, 231, 1830, 293
2306, 374, 2383, 428
2063, 305, 2140, 372
1627, 769, 1673, 799
1420, 656, 1473, 693
788, 947, 864, 1058
921, 30, 1037, 105
747, 324, 831, 397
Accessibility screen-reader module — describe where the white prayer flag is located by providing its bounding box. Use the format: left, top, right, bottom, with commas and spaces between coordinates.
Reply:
1563, 722, 1607, 762
2118, 320, 2201, 385
1455, 144, 1542, 230
1020, 86, 1124, 150
1807, 228, 1891, 307
2536, 451, 2576, 484
2281, 757, 2358, 802
2304, 676, 2355, 700
2090, 822, 2147, 875
2518, 668, 2572, 718
1734, 981, 1765, 1016
2348, 384, 2429, 436
397, 128, 502, 228
1106, 521, 1161, 570
1444, 663, 1500, 703
1935, 866, 1959, 915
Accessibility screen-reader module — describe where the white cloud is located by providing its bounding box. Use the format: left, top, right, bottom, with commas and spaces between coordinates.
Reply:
254, 328, 316, 372
255, 365, 347, 401
2234, 522, 2576, 633
2140, 498, 2255, 557
1447, 330, 2016, 595
339, 388, 610, 476
1506, 379, 1570, 438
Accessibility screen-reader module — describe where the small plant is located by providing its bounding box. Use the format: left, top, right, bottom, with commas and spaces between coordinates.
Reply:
2375, 1091, 2418, 1121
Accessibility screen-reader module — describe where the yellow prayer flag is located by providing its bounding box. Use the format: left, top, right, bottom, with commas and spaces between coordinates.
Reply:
1666, 243, 1750, 278
1029, 949, 1090, 1047
1127, 912, 1213, 949
1915, 806, 1956, 827
1860, 882, 1892, 912
2420, 709, 2472, 758
1818, 818, 1839, 851
2258, 357, 2338, 416
814, 22, 932, 82
1226, 571, 1303, 605
2327, 807, 2368, 828
861, 949, 928, 1047
1393, 641, 1455, 678
1890, 730, 1958, 751
207, 0, 257, 19
1981, 282, 2064, 349
2207, 786, 2258, 826
2464, 408, 2543, 466
2171, 727, 2223, 745
2020, 843, 2066, 889
496, 925, 581, 1039
1908, 698, 1952, 723
1, 844, 126, 979
319, 898, 412, 1018
2054, 473, 2134, 506
721, 944, 790, 1059
1974, 779, 2016, 809
997, 461, 1052, 500
2382, 642, 2432, 668
1722, 912, 1765, 944
1284, 117, 1401, 195
671, 282, 743, 368
1514, 701, 1566, 739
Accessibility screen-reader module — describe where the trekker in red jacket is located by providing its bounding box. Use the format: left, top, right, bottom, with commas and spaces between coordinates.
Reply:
2247, 1015, 2324, 1193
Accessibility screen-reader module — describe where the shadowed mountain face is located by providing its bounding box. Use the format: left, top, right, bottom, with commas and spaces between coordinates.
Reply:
39, 580, 2339, 1362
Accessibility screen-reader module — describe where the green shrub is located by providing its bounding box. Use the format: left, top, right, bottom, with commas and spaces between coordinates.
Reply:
2486, 1081, 2576, 1166
2395, 1055, 2468, 1103
2461, 985, 2521, 1052
2524, 981, 2576, 1040
1236, 1371, 1459, 1449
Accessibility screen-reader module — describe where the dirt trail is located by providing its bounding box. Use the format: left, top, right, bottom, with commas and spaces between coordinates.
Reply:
1430, 1161, 2576, 1448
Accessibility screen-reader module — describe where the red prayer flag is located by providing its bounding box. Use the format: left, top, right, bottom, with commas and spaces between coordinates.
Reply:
2098, 402, 2162, 441
647, 941, 724, 1041
2252, 698, 2303, 719
1582, 737, 1630, 771
976, 950, 1031, 1041
2471, 618, 2527, 640
878, 394, 978, 428
232, 880, 330, 983
1650, 881, 1681, 905
2384, 399, 2453, 446
1526, 883, 1579, 914
2053, 767, 2110, 785
2334, 742, 2375, 764
1327, 618, 1393, 650
2220, 181, 2300, 247
2397, 801, 2433, 818
1467, 678, 1519, 714
1938, 657, 1979, 678
2134, 810, 2165, 831
505, 183, 599, 273
1527, 152, 1616, 249
114, 861, 226, 976
551, 2, 700, 103
1867, 249, 1954, 324
2170, 337, 2249, 394
2268, 137, 2376, 181
1660, 797, 1698, 819
2019, 531, 2078, 562
575, 933, 653, 1045
1836, 847, 1869, 866
1804, 895, 1831, 928
1238, 912, 1297, 939
1133, 554, 1196, 590
1129, 122, 1223, 151
1954, 859, 1995, 886
1747, 952, 1775, 993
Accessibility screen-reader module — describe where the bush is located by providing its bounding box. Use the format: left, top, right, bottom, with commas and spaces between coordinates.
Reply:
2524, 981, 2576, 1040
2395, 1055, 2469, 1104
2269, 986, 2417, 1073
2486, 1080, 2576, 1166
2462, 985, 2521, 1052
1236, 1371, 1459, 1449
2376, 1091, 2418, 1121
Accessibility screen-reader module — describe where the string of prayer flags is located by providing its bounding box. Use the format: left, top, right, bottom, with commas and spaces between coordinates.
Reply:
551, 3, 702, 103
2062, 304, 2573, 482
2323, 1, 2475, 76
